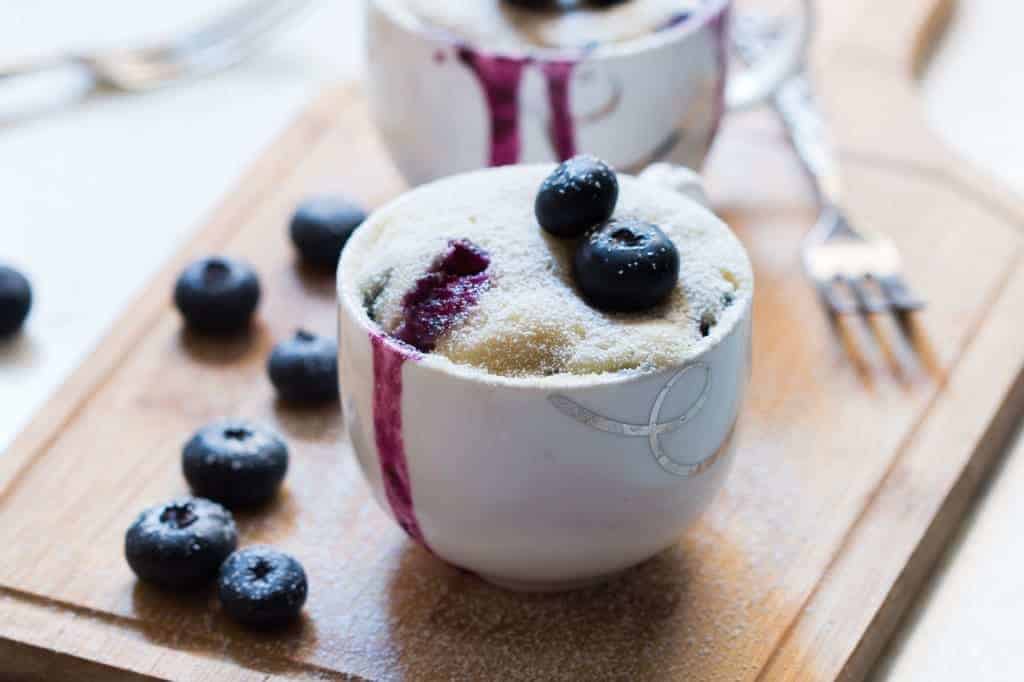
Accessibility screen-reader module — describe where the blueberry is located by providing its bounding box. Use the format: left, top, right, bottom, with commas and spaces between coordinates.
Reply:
290, 196, 367, 270
174, 257, 260, 334
125, 497, 238, 590
218, 547, 308, 629
573, 217, 680, 312
0, 265, 31, 338
536, 155, 619, 239
267, 330, 339, 404
587, 0, 629, 7
183, 419, 289, 509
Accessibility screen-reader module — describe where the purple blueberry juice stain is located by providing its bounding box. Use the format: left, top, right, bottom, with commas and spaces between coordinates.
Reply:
394, 239, 492, 352
370, 334, 426, 545
456, 48, 530, 166
540, 60, 579, 160
456, 46, 584, 164
368, 240, 491, 546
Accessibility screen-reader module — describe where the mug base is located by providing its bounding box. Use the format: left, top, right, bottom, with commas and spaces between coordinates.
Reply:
477, 570, 621, 593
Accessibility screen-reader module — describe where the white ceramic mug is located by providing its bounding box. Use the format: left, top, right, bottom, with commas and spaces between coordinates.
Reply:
337, 169, 753, 591
366, 0, 813, 186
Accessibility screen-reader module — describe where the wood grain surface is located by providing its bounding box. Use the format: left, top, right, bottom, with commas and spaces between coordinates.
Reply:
1, 0, 1023, 679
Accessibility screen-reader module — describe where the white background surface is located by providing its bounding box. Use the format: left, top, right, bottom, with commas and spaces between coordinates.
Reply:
0, 1, 1021, 678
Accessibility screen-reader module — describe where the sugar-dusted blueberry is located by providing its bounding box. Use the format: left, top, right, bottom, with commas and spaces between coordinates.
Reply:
0, 265, 32, 337
267, 329, 339, 404
183, 419, 289, 509
536, 155, 619, 239
573, 217, 680, 312
125, 497, 238, 590
173, 256, 260, 334
290, 196, 367, 270
218, 547, 308, 629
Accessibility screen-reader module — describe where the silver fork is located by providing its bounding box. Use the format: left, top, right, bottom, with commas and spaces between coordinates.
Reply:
732, 17, 926, 317
0, 0, 313, 92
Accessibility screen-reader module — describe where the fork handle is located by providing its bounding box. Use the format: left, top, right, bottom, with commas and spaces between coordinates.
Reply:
732, 22, 843, 209
0, 54, 97, 117
0, 53, 84, 81
771, 73, 844, 208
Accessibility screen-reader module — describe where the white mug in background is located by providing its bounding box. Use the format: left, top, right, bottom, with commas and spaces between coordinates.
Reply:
366, 0, 814, 186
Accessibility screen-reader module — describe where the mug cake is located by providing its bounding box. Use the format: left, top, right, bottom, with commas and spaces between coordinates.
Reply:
338, 158, 753, 590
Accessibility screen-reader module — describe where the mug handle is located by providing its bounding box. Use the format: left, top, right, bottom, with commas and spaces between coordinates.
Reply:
638, 163, 710, 207
724, 0, 816, 111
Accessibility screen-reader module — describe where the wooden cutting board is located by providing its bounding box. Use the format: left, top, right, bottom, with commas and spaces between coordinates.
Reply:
2, 0, 1023, 679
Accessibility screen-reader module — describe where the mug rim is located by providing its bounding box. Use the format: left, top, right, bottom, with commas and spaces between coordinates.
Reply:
336, 166, 753, 393
368, 0, 731, 62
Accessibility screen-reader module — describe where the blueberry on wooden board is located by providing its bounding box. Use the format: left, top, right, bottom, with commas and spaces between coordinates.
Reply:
267, 330, 339, 404
218, 547, 308, 629
124, 497, 238, 590
290, 196, 367, 270
183, 419, 289, 508
173, 256, 260, 334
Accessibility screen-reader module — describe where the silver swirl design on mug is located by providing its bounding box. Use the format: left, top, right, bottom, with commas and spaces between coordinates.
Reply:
548, 363, 717, 477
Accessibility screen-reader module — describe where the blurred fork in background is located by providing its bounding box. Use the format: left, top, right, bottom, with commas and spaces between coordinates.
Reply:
732, 15, 930, 379
0, 0, 313, 92
731, 15, 926, 317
